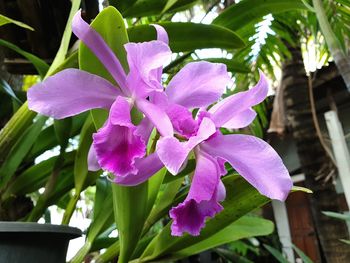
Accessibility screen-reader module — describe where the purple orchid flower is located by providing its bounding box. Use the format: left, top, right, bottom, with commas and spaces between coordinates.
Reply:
28, 11, 171, 185
155, 70, 293, 236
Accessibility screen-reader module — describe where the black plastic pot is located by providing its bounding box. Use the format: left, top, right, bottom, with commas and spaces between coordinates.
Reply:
0, 222, 81, 263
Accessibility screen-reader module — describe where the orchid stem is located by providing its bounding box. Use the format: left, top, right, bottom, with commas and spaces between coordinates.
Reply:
61, 188, 81, 225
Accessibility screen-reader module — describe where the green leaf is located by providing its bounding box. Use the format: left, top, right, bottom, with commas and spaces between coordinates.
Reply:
73, 116, 96, 192
49, 50, 79, 76
109, 0, 138, 13
79, 6, 129, 84
54, 118, 72, 148
292, 185, 312, 194
61, 116, 97, 225
143, 176, 184, 235
167, 216, 274, 261
162, 0, 180, 13
121, 0, 197, 17
113, 183, 149, 263
146, 168, 167, 216
26, 113, 86, 162
128, 23, 245, 52
140, 174, 270, 261
340, 239, 350, 245
45, 0, 81, 77
292, 244, 313, 263
71, 178, 114, 263
162, 159, 195, 184
2, 152, 75, 200
0, 14, 34, 30
213, 0, 307, 31
263, 244, 289, 263
322, 211, 350, 221
215, 247, 254, 263
0, 79, 22, 104
0, 116, 46, 188
0, 39, 49, 78
301, 0, 316, 12
204, 58, 251, 73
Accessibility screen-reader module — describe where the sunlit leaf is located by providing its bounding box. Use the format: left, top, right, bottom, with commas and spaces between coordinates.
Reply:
213, 0, 307, 31
0, 14, 34, 30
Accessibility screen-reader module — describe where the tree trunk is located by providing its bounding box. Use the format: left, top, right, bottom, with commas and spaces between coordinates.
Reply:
282, 44, 350, 262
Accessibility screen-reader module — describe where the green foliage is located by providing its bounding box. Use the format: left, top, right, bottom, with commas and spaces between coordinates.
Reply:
0, 39, 49, 78
128, 23, 245, 52
71, 178, 114, 263
292, 244, 313, 263
322, 211, 350, 221
140, 175, 270, 261
0, 116, 46, 188
167, 216, 274, 260
213, 0, 307, 31
79, 6, 129, 84
263, 244, 290, 263
45, 0, 81, 77
111, 0, 198, 17
0, 79, 22, 105
322, 211, 350, 245
0, 14, 33, 30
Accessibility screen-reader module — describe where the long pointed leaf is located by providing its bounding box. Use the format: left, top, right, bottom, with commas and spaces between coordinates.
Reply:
213, 0, 307, 31
140, 175, 270, 261
165, 216, 274, 261
45, 0, 81, 77
0, 39, 49, 78
0, 14, 33, 30
0, 79, 22, 104
128, 23, 245, 52
121, 0, 197, 17
0, 116, 46, 188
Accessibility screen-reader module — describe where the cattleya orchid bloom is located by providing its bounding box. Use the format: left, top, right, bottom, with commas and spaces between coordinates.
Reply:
27, 10, 292, 237
155, 71, 293, 236
28, 11, 171, 185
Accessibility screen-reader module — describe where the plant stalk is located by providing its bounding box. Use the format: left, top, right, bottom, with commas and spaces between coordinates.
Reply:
61, 189, 81, 225
312, 0, 350, 91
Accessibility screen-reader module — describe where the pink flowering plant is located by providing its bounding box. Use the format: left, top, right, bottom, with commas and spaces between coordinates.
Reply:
0, 4, 298, 263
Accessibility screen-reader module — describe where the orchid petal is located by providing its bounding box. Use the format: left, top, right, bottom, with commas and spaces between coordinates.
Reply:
113, 153, 164, 186
166, 61, 231, 108
135, 117, 154, 145
72, 11, 127, 91
209, 71, 268, 128
137, 98, 173, 137
170, 151, 223, 236
152, 24, 169, 44
88, 145, 101, 171
156, 117, 216, 175
125, 40, 171, 98
93, 97, 146, 177
152, 24, 169, 82
222, 108, 257, 129
202, 133, 292, 201
216, 180, 226, 202
28, 69, 119, 119
166, 103, 198, 138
